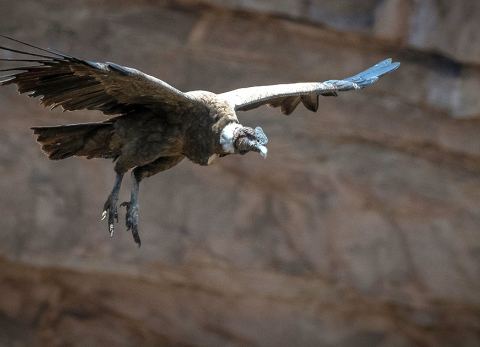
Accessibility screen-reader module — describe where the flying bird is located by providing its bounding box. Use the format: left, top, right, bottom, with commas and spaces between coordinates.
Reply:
0, 36, 400, 246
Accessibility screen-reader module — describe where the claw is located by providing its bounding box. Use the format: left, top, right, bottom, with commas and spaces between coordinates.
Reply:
103, 198, 119, 236
133, 230, 141, 247
101, 172, 124, 238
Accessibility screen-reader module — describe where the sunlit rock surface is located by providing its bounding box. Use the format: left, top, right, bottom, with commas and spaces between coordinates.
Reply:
0, 0, 479, 346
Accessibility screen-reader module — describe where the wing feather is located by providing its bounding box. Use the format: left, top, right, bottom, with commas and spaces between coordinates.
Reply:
219, 58, 400, 114
281, 96, 301, 115
0, 36, 198, 116
301, 94, 319, 112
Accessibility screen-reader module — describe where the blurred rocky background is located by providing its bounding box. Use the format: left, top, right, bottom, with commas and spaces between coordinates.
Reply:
0, 0, 479, 346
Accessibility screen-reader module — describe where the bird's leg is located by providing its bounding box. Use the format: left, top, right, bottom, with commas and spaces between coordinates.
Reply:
121, 171, 141, 246
102, 172, 124, 236
120, 156, 184, 246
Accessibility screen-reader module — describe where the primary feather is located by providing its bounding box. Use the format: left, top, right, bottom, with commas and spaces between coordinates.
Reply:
0, 35, 198, 115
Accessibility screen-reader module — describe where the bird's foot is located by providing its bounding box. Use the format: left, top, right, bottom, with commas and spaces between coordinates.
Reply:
102, 196, 119, 237
120, 201, 141, 247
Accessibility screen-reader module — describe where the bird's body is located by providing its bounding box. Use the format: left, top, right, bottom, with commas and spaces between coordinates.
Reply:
33, 90, 237, 166
0, 36, 400, 245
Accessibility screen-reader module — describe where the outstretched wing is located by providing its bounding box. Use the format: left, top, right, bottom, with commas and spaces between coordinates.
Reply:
219, 59, 400, 115
0, 36, 198, 115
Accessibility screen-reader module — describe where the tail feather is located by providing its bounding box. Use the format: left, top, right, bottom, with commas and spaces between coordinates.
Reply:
32, 122, 116, 160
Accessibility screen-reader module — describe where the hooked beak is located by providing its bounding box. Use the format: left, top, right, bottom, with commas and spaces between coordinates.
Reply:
254, 143, 268, 159
254, 126, 268, 158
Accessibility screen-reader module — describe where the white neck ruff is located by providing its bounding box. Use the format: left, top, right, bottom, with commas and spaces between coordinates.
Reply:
219, 122, 242, 153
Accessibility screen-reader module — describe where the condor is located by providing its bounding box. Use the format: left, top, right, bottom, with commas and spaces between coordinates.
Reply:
0, 36, 400, 246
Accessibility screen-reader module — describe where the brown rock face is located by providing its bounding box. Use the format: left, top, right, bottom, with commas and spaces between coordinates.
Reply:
0, 1, 479, 346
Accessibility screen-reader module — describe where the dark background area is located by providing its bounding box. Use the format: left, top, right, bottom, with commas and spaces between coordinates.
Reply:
0, 0, 479, 346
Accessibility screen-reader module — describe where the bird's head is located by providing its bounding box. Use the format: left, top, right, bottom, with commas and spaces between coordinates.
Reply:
219, 123, 268, 158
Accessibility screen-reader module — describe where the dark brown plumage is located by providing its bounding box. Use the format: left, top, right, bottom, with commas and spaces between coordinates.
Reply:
0, 36, 400, 246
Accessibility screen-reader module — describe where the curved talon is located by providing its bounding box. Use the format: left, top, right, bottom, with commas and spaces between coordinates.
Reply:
101, 172, 124, 238
103, 198, 119, 237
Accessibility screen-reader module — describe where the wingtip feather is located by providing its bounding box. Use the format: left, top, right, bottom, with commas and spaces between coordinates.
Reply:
0, 35, 68, 58
345, 58, 400, 87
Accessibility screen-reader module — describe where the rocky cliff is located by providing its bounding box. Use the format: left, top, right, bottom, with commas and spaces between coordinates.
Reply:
0, 0, 479, 346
